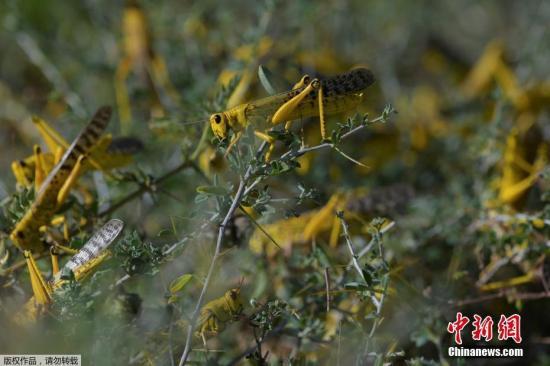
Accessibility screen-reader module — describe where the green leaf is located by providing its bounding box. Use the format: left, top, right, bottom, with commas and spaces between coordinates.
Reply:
344, 282, 369, 290
169, 274, 193, 294
313, 247, 331, 268
196, 185, 230, 196
167, 295, 179, 304
258, 65, 278, 96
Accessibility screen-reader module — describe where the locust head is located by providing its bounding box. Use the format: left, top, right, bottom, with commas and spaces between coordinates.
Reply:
224, 286, 244, 316
210, 112, 229, 140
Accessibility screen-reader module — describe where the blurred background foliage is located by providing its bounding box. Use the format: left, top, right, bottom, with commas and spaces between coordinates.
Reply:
0, 0, 549, 365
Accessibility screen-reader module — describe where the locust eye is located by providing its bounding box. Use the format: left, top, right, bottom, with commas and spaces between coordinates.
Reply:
230, 289, 238, 299
303, 75, 310, 84
214, 114, 222, 124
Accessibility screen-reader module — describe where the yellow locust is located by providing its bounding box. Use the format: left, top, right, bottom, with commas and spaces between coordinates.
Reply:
116, 0, 179, 130
15, 219, 124, 324
248, 187, 403, 257
10, 106, 112, 253
209, 68, 375, 159
11, 115, 140, 193
196, 286, 244, 345
462, 41, 549, 208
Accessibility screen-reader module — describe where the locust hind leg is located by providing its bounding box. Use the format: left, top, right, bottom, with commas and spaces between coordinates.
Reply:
31, 116, 69, 152
329, 213, 341, 248
50, 246, 60, 275
24, 250, 52, 308
56, 155, 87, 208
317, 83, 328, 141
293, 75, 312, 90
12, 160, 31, 187
224, 131, 243, 157
284, 75, 312, 131
499, 156, 545, 204
254, 131, 276, 161
33, 146, 47, 192
150, 55, 181, 106
198, 313, 218, 353
271, 78, 328, 141
115, 57, 133, 133
272, 78, 319, 126
499, 126, 546, 205
303, 192, 346, 243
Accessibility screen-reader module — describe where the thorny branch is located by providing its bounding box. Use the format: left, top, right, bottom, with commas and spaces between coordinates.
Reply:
279, 111, 392, 161
179, 142, 267, 365
2, 162, 192, 277
336, 213, 391, 362
99, 160, 193, 218
338, 212, 366, 282
178, 109, 393, 364
449, 290, 550, 307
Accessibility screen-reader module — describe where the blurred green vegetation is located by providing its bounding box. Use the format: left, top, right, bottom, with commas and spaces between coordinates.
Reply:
0, 1, 549, 365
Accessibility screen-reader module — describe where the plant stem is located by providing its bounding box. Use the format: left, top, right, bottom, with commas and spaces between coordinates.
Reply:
279, 114, 387, 161
178, 143, 265, 365
338, 214, 365, 282
177, 111, 389, 364
99, 160, 191, 217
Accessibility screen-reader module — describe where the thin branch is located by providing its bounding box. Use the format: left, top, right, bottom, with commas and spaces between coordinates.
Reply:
363, 233, 390, 360
242, 176, 263, 198
338, 213, 365, 282
348, 221, 395, 268
449, 290, 550, 307
177, 110, 390, 364
16, 33, 87, 117
2, 250, 49, 274
92, 214, 214, 298
226, 323, 287, 366
324, 267, 331, 312
279, 113, 388, 161
178, 180, 245, 365
178, 143, 266, 365
99, 161, 191, 217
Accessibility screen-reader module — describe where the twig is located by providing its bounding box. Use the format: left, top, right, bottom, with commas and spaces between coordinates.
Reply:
337, 320, 342, 366
2, 250, 49, 274
324, 267, 331, 312
242, 176, 263, 198
363, 271, 388, 361
348, 221, 395, 268
279, 113, 388, 161
100, 210, 221, 296
226, 323, 286, 366
99, 161, 191, 217
178, 143, 267, 365
168, 306, 176, 366
338, 213, 365, 282
449, 290, 550, 307
178, 181, 246, 364
16, 33, 87, 117
178, 110, 391, 364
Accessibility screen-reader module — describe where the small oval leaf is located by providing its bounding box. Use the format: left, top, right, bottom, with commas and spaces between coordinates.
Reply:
258, 65, 278, 96
196, 185, 230, 196
169, 274, 193, 294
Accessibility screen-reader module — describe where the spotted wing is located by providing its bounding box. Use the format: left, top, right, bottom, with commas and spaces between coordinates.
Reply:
64, 219, 124, 274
